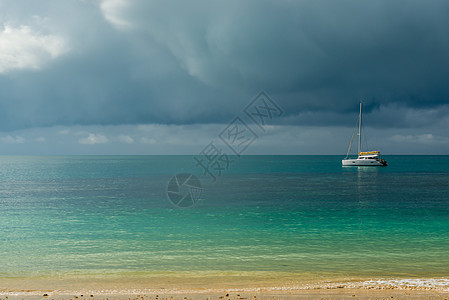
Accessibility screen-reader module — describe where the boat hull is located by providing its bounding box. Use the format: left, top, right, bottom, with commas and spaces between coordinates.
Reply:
342, 158, 387, 166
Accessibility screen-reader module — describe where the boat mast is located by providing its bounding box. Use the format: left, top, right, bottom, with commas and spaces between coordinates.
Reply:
358, 102, 362, 156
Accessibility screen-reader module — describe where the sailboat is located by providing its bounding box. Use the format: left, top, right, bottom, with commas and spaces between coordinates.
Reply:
342, 102, 387, 166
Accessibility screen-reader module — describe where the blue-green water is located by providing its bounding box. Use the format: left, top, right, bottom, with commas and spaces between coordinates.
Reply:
0, 155, 448, 289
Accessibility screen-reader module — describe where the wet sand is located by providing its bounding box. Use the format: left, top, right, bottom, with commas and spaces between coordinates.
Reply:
2, 276, 449, 300
1, 289, 449, 300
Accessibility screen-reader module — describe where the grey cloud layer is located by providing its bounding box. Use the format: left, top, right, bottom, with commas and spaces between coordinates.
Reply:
1, 0, 448, 131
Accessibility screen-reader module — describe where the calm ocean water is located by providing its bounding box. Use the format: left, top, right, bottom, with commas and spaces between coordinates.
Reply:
0, 155, 448, 290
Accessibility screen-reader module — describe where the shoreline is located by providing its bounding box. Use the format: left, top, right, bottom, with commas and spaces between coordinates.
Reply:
1, 289, 449, 300
1, 277, 449, 299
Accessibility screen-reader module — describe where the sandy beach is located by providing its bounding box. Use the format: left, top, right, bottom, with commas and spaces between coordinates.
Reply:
1, 288, 449, 300
2, 277, 449, 300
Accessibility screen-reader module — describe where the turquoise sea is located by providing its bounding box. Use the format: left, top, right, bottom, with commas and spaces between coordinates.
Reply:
0, 155, 448, 292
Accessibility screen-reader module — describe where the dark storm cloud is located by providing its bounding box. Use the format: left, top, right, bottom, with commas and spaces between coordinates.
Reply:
1, 0, 448, 131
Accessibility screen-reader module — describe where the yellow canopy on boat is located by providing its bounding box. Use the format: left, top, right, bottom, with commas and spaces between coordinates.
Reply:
359, 151, 379, 155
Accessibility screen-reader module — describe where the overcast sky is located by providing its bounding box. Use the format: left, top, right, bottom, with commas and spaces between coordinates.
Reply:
0, 0, 448, 155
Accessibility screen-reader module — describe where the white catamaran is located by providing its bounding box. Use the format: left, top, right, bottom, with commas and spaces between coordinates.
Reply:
342, 102, 387, 166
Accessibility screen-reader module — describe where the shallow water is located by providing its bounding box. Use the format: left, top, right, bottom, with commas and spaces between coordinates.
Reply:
0, 155, 448, 291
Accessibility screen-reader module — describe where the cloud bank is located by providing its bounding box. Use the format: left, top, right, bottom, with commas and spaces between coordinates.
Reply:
0, 0, 448, 154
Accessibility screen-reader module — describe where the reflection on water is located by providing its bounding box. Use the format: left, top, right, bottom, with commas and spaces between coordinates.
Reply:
356, 166, 380, 192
